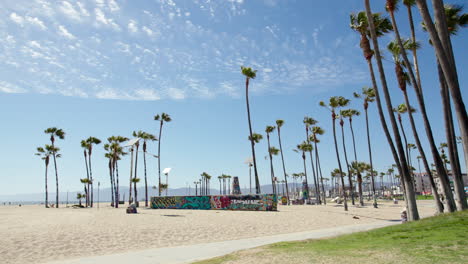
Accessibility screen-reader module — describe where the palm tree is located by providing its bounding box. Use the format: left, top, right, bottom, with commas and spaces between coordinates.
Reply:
415, 1, 468, 179
276, 119, 290, 204
337, 106, 355, 206
403, 0, 423, 88
159, 183, 168, 195
294, 142, 313, 203
131, 178, 140, 204
80, 178, 90, 207
104, 152, 115, 206
354, 87, 378, 208
140, 132, 157, 206
201, 172, 210, 195
387, 10, 452, 212
241, 66, 261, 194
362, 1, 419, 220
311, 126, 326, 205
320, 97, 348, 211
269, 146, 280, 196
392, 103, 414, 162
432, 4, 467, 211
303, 117, 320, 204
44, 127, 65, 208
105, 136, 128, 208
265, 125, 277, 195
331, 168, 344, 198
35, 145, 55, 208
80, 140, 90, 206
350, 161, 369, 206
85, 137, 101, 207
350, 11, 400, 210
217, 176, 222, 195
77, 193, 85, 207
248, 132, 263, 193
225, 175, 232, 194
154, 112, 172, 196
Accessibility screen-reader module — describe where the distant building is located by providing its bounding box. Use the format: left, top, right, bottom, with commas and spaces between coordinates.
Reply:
412, 172, 468, 195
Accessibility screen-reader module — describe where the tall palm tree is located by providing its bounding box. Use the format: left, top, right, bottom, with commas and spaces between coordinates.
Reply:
311, 126, 326, 205
331, 168, 344, 198
386, 0, 456, 211
432, 4, 467, 211
320, 96, 348, 211
154, 113, 172, 196
201, 172, 210, 195
415, 0, 468, 178
276, 119, 290, 204
85, 137, 101, 207
247, 132, 263, 193
80, 140, 90, 206
104, 152, 115, 206
294, 142, 313, 202
393, 103, 414, 162
265, 125, 277, 195
226, 175, 232, 194
363, 1, 419, 220
303, 117, 320, 203
350, 11, 407, 212
350, 161, 369, 206
35, 145, 55, 208
44, 127, 65, 208
354, 87, 378, 208
241, 66, 261, 194
80, 178, 90, 207
337, 107, 355, 206
140, 132, 157, 207
131, 178, 140, 204
403, 0, 423, 88
269, 146, 280, 196
105, 136, 128, 208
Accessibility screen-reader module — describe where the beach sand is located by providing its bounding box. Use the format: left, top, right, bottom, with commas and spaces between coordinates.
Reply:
0, 200, 437, 264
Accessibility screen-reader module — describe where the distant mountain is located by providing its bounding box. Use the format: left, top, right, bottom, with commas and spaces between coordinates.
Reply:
0, 183, 297, 203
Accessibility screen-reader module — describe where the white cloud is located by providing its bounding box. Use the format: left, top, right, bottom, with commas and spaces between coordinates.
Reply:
25, 16, 47, 30
76, 2, 90, 16
142, 26, 153, 36
10, 13, 24, 25
95, 8, 120, 30
58, 25, 76, 39
60, 1, 81, 20
0, 81, 27, 94
134, 89, 160, 100
167, 88, 185, 100
108, 0, 120, 12
128, 20, 138, 33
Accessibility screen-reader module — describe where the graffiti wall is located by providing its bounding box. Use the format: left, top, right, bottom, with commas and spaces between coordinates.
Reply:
151, 194, 277, 211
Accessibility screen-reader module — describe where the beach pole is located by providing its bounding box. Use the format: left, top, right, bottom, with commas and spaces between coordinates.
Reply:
98, 181, 100, 209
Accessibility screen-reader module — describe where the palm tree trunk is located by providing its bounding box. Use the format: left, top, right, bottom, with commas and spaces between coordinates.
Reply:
390, 9, 457, 212
332, 112, 348, 211
301, 154, 310, 202
245, 78, 261, 194
53, 150, 59, 208
267, 134, 276, 195
315, 142, 326, 205
397, 115, 410, 164
400, 90, 444, 212
306, 129, 320, 204
83, 151, 89, 207
88, 152, 94, 207
364, 1, 419, 220
128, 147, 134, 205
364, 108, 377, 208
349, 119, 359, 162
340, 121, 354, 205
45, 162, 49, 208
219, 179, 221, 195
157, 121, 163, 196
134, 144, 139, 206
416, 0, 468, 175
115, 160, 119, 208
108, 159, 115, 207
277, 127, 290, 204
143, 150, 148, 207
406, 4, 423, 89
439, 64, 467, 210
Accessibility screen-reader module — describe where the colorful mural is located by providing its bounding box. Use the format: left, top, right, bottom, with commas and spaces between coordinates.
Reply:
151, 194, 277, 211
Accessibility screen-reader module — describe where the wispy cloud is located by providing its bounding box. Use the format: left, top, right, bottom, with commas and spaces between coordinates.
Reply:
58, 25, 76, 39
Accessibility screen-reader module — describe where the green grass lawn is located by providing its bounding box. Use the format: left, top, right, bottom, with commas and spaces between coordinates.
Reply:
416, 195, 435, 200
195, 210, 468, 264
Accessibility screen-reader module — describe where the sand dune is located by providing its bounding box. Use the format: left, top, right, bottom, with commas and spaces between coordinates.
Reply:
0, 200, 437, 264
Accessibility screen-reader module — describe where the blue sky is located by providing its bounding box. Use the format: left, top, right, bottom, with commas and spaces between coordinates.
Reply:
0, 0, 466, 196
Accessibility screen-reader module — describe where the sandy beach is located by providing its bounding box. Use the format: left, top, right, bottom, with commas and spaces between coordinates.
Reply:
0, 200, 437, 264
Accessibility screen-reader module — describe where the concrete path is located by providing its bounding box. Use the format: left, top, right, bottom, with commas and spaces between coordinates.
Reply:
48, 221, 399, 264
